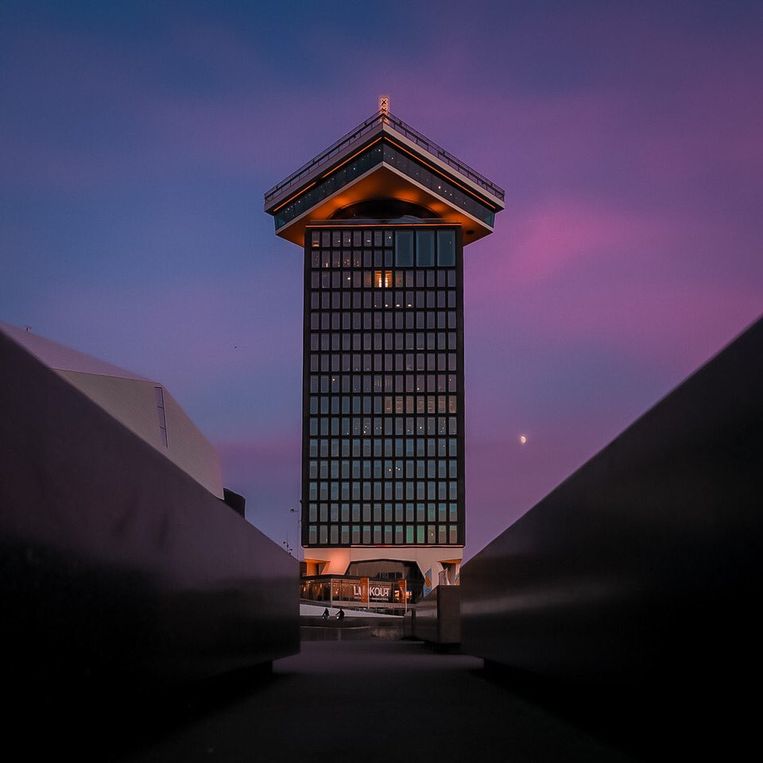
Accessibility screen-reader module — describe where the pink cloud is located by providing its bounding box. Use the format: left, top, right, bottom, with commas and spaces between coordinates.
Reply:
479, 199, 675, 286
464, 183, 761, 382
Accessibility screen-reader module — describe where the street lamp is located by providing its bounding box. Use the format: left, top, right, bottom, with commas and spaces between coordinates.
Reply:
283, 505, 302, 561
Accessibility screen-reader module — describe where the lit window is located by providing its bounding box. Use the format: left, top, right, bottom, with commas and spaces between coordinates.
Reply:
437, 230, 456, 266
374, 270, 394, 288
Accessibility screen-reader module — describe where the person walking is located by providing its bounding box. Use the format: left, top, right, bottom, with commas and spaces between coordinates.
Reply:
322, 607, 329, 620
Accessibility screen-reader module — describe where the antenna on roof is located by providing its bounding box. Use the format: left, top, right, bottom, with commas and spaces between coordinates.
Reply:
378, 95, 390, 116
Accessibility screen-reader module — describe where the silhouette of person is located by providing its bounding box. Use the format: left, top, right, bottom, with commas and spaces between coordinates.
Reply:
337, 607, 345, 621
322, 607, 329, 620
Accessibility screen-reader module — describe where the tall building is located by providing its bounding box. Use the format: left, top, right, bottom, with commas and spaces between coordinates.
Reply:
265, 100, 503, 601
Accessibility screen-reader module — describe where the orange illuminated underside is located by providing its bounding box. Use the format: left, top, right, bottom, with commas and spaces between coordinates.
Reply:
275, 164, 494, 247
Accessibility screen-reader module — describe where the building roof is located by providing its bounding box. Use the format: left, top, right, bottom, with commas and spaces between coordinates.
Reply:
0, 321, 150, 382
0, 321, 224, 498
264, 109, 505, 246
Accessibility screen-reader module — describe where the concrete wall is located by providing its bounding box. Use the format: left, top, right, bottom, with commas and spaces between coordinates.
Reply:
461, 317, 763, 753
414, 586, 461, 645
0, 330, 299, 725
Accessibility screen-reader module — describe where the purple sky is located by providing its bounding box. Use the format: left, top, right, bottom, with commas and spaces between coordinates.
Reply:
2, 1, 761, 559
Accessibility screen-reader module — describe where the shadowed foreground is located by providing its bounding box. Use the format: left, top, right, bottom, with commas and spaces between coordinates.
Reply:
121, 641, 635, 762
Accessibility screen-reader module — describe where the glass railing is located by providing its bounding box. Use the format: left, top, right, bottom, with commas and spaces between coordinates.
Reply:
274, 141, 495, 230
381, 143, 495, 227
274, 144, 384, 229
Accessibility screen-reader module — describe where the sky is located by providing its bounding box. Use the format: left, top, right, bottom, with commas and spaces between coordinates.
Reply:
2, 1, 761, 560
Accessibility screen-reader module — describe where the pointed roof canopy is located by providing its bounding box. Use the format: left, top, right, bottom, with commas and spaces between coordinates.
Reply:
264, 107, 504, 247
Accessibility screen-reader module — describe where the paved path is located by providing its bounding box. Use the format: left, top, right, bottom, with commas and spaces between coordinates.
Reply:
122, 640, 636, 762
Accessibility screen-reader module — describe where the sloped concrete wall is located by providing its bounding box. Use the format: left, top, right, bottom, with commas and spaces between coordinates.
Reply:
461, 317, 763, 753
0, 331, 299, 711
415, 586, 461, 644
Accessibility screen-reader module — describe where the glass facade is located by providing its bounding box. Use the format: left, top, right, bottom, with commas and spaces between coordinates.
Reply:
302, 225, 464, 548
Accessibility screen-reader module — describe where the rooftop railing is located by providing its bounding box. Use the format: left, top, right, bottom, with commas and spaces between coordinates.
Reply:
384, 112, 505, 202
264, 110, 505, 208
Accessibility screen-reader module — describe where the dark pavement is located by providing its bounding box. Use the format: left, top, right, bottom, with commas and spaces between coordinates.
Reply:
120, 640, 637, 762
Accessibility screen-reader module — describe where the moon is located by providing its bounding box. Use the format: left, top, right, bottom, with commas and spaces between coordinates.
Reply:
519, 434, 528, 445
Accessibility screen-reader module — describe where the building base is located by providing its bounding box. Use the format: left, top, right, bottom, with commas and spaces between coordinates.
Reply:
302, 546, 462, 602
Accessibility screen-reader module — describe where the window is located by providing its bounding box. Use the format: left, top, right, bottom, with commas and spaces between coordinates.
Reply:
374, 270, 394, 288
305, 227, 463, 548
395, 231, 413, 266
437, 230, 456, 266
416, 231, 435, 266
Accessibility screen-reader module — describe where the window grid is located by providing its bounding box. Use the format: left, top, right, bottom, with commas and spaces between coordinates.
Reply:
303, 226, 464, 547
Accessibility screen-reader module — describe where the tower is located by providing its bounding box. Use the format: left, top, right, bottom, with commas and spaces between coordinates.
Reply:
265, 100, 503, 601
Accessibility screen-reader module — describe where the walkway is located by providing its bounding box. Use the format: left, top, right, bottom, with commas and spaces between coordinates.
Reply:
121, 641, 636, 762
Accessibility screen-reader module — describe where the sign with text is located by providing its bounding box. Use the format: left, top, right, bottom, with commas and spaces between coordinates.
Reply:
306, 577, 404, 604
368, 582, 392, 601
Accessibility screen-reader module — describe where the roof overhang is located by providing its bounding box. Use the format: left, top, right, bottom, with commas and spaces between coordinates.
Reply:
272, 160, 495, 246
264, 111, 504, 248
